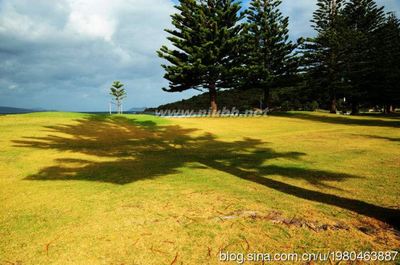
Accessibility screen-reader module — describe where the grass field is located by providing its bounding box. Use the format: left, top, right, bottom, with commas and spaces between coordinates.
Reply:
0, 112, 399, 264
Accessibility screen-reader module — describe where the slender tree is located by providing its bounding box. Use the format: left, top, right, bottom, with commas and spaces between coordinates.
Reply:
342, 0, 385, 114
110, 81, 127, 114
300, 0, 346, 113
157, 0, 243, 114
241, 0, 296, 110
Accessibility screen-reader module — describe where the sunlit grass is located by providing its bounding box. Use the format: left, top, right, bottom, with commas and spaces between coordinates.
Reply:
0, 112, 399, 264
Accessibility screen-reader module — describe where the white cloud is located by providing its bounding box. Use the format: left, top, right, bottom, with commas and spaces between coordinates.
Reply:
66, 0, 120, 41
8, 84, 18, 90
67, 12, 116, 41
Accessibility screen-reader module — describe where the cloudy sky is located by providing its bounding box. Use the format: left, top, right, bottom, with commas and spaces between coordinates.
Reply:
0, 0, 399, 111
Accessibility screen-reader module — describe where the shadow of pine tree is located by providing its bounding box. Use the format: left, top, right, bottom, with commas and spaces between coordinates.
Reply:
13, 115, 400, 228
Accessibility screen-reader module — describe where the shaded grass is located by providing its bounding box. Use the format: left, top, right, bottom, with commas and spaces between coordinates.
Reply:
272, 111, 400, 128
0, 112, 399, 264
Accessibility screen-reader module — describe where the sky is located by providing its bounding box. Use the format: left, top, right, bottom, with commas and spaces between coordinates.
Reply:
0, 0, 399, 111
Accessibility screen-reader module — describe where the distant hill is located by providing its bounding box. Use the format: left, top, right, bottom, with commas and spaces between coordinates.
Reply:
127, 107, 147, 113
148, 88, 262, 112
0, 106, 44, 114
147, 86, 320, 112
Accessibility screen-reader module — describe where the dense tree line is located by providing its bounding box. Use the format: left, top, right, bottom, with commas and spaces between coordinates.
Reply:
158, 0, 400, 114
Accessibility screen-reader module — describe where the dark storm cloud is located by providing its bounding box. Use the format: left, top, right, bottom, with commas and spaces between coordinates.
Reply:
0, 0, 197, 111
0, 0, 399, 111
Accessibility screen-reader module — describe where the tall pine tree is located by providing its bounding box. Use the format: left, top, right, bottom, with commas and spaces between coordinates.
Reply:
301, 0, 346, 113
157, 0, 243, 114
371, 13, 400, 113
242, 0, 296, 110
342, 0, 385, 114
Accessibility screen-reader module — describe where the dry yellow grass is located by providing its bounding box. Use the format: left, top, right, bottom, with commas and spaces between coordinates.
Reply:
0, 112, 399, 264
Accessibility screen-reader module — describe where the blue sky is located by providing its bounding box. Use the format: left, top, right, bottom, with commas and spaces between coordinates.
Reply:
0, 0, 399, 111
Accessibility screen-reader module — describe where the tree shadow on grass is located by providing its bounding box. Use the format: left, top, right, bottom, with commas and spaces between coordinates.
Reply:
13, 115, 400, 228
354, 134, 400, 143
272, 112, 400, 128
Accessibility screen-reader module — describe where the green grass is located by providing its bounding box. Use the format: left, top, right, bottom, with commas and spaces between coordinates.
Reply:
0, 111, 399, 264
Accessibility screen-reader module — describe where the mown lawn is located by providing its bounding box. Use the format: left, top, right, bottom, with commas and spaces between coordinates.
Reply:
0, 112, 399, 264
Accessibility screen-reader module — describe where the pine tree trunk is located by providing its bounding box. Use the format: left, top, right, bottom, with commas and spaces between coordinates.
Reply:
330, 96, 337, 114
209, 83, 218, 115
263, 87, 270, 110
329, 83, 337, 113
328, 63, 337, 114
